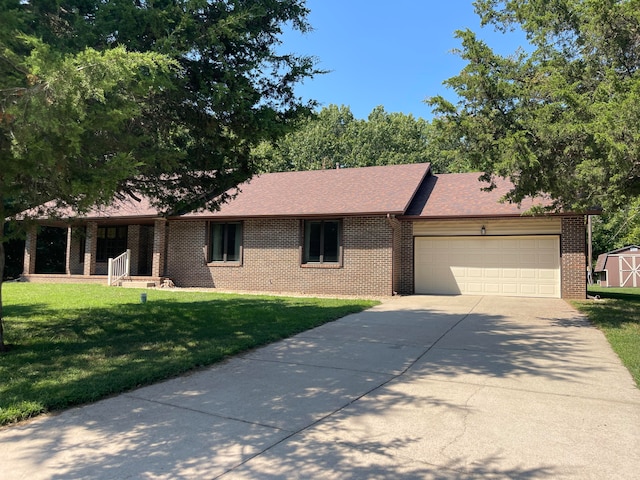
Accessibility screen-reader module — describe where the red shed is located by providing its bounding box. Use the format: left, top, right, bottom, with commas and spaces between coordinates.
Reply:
595, 245, 640, 287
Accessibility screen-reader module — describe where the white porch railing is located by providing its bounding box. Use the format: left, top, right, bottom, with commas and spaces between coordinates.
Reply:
108, 249, 131, 286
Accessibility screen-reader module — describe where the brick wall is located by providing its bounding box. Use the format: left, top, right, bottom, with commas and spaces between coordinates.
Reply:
22, 226, 37, 275
152, 219, 167, 277
127, 225, 141, 276
561, 215, 587, 299
166, 216, 396, 297
84, 222, 97, 275
388, 216, 402, 295
398, 220, 414, 295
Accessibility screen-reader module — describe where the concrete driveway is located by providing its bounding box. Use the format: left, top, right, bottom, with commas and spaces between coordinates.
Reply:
2, 295, 639, 479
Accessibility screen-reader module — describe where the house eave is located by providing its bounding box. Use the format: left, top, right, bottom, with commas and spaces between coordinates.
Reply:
171, 210, 407, 221
399, 212, 586, 221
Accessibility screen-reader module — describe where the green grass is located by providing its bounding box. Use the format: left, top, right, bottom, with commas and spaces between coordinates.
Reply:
0, 283, 378, 426
573, 286, 640, 388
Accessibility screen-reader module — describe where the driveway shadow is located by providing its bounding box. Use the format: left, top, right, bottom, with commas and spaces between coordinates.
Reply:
1, 296, 638, 479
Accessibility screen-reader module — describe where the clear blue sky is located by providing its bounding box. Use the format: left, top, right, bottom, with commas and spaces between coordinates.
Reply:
279, 0, 527, 120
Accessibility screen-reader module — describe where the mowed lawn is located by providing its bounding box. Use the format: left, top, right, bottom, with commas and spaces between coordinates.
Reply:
573, 286, 640, 388
0, 283, 378, 426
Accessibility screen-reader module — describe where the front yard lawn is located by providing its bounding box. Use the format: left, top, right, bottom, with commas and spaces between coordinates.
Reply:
573, 286, 640, 388
0, 283, 378, 427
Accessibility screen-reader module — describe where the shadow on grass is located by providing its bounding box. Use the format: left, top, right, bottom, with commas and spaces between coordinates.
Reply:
0, 295, 374, 423
581, 289, 640, 329
590, 290, 640, 302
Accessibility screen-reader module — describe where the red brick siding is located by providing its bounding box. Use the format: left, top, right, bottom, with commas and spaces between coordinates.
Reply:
152, 219, 167, 277
388, 216, 402, 294
23, 226, 37, 275
166, 216, 395, 297
398, 220, 414, 295
561, 215, 587, 299
127, 225, 141, 276
84, 222, 98, 276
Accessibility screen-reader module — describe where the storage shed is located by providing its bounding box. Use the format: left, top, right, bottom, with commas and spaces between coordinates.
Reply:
595, 245, 640, 287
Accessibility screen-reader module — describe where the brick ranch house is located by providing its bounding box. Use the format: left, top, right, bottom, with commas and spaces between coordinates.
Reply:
21, 162, 588, 299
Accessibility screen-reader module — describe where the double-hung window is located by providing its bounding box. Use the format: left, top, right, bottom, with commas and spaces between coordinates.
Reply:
303, 220, 341, 265
209, 222, 242, 263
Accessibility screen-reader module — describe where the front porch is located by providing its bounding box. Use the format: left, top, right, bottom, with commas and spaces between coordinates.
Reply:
21, 219, 168, 287
20, 274, 166, 287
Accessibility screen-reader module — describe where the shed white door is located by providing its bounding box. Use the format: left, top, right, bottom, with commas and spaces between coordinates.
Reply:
415, 236, 560, 298
619, 255, 640, 287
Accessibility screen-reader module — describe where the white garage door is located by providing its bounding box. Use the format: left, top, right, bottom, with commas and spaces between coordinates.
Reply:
415, 236, 560, 298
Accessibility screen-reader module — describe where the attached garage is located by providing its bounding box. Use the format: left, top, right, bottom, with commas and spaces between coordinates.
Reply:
403, 171, 587, 299
414, 235, 561, 298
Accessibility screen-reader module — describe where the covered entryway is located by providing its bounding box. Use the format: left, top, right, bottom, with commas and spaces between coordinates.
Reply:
415, 236, 561, 298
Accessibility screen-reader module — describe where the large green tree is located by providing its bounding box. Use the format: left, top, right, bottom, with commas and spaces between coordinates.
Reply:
253, 104, 453, 172
0, 42, 177, 351
428, 0, 640, 212
0, 0, 319, 351
592, 197, 640, 257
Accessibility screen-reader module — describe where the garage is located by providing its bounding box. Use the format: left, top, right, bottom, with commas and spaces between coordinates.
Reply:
414, 236, 561, 298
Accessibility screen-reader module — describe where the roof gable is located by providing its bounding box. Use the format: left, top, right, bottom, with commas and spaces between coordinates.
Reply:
183, 163, 431, 218
604, 245, 640, 255
405, 172, 553, 218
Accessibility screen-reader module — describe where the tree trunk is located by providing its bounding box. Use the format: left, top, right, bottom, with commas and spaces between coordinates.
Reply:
0, 226, 7, 352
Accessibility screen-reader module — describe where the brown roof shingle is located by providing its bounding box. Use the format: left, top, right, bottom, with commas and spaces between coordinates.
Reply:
183, 163, 431, 218
405, 172, 552, 218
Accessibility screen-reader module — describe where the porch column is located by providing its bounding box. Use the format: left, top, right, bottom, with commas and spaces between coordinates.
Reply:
83, 222, 98, 276
127, 225, 141, 276
22, 226, 37, 275
561, 215, 587, 299
65, 226, 72, 275
152, 219, 167, 278
398, 221, 414, 295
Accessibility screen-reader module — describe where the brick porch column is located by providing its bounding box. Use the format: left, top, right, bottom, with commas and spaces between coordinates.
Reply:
23, 226, 37, 275
561, 215, 587, 299
83, 222, 98, 276
127, 225, 141, 276
398, 220, 414, 295
152, 219, 167, 278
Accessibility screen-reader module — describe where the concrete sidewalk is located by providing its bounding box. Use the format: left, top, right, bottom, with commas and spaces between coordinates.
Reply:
2, 296, 639, 479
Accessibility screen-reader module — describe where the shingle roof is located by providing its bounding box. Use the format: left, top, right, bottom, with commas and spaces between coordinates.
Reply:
404, 172, 552, 218
594, 253, 608, 273
183, 163, 431, 218
25, 196, 161, 222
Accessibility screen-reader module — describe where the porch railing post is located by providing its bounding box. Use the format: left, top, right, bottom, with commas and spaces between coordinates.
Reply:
107, 249, 131, 286
108, 258, 114, 286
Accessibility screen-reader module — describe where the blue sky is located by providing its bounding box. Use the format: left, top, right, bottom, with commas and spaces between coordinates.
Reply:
279, 0, 527, 120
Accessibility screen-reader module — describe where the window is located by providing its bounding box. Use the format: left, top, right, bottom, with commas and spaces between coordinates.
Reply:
303, 220, 341, 264
209, 222, 242, 263
96, 226, 127, 262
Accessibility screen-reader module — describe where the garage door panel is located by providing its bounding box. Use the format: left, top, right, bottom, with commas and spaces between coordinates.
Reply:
415, 236, 560, 298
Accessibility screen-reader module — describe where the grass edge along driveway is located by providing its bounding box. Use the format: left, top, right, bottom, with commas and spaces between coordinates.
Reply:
0, 283, 378, 427
573, 286, 640, 389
